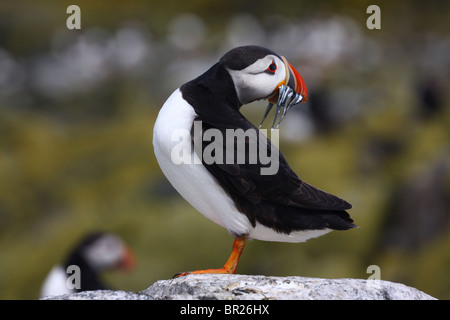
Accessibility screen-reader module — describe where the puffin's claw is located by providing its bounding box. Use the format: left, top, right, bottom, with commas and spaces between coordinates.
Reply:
173, 271, 191, 278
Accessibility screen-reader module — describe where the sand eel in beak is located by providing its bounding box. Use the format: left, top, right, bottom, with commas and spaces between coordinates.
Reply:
259, 56, 308, 129
153, 45, 355, 277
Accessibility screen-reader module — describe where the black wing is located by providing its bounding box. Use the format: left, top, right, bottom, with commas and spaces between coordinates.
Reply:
195, 119, 352, 212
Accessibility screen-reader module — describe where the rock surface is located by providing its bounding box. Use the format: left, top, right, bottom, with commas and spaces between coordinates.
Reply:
42, 289, 153, 300
42, 274, 436, 300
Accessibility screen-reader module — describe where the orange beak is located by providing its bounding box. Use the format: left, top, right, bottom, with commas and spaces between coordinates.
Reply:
115, 245, 136, 271
285, 60, 308, 103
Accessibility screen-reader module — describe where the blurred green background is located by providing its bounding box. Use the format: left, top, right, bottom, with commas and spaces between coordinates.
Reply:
1, 0, 449, 299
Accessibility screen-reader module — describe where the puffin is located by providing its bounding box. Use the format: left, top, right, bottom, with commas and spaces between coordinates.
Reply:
40, 232, 135, 297
153, 45, 355, 276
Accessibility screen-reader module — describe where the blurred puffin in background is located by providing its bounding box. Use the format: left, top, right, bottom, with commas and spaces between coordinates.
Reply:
40, 232, 135, 298
153, 45, 355, 277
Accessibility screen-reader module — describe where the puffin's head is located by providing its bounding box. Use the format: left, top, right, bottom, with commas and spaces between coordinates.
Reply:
220, 45, 308, 128
81, 232, 136, 271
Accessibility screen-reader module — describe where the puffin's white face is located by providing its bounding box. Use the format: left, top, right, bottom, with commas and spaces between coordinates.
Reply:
227, 54, 287, 105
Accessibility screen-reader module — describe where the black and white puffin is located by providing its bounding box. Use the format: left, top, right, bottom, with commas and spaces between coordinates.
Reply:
153, 45, 355, 276
40, 232, 135, 297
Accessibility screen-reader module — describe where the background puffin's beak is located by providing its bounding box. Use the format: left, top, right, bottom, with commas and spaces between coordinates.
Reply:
286, 61, 308, 103
116, 245, 136, 271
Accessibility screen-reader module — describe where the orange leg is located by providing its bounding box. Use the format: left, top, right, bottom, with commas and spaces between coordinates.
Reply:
174, 236, 247, 278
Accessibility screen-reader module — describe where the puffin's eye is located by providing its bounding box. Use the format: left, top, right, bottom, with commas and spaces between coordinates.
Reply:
265, 61, 277, 74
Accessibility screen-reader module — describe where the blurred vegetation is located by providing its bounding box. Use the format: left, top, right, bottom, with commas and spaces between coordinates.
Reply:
0, 0, 449, 299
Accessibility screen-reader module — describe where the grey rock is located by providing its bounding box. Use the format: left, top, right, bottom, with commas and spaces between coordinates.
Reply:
41, 274, 436, 300
143, 274, 436, 300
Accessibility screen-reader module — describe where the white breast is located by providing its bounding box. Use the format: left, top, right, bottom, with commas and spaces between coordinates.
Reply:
40, 265, 73, 298
153, 89, 252, 237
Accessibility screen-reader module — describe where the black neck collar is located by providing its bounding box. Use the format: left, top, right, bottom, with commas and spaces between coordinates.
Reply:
180, 62, 247, 127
